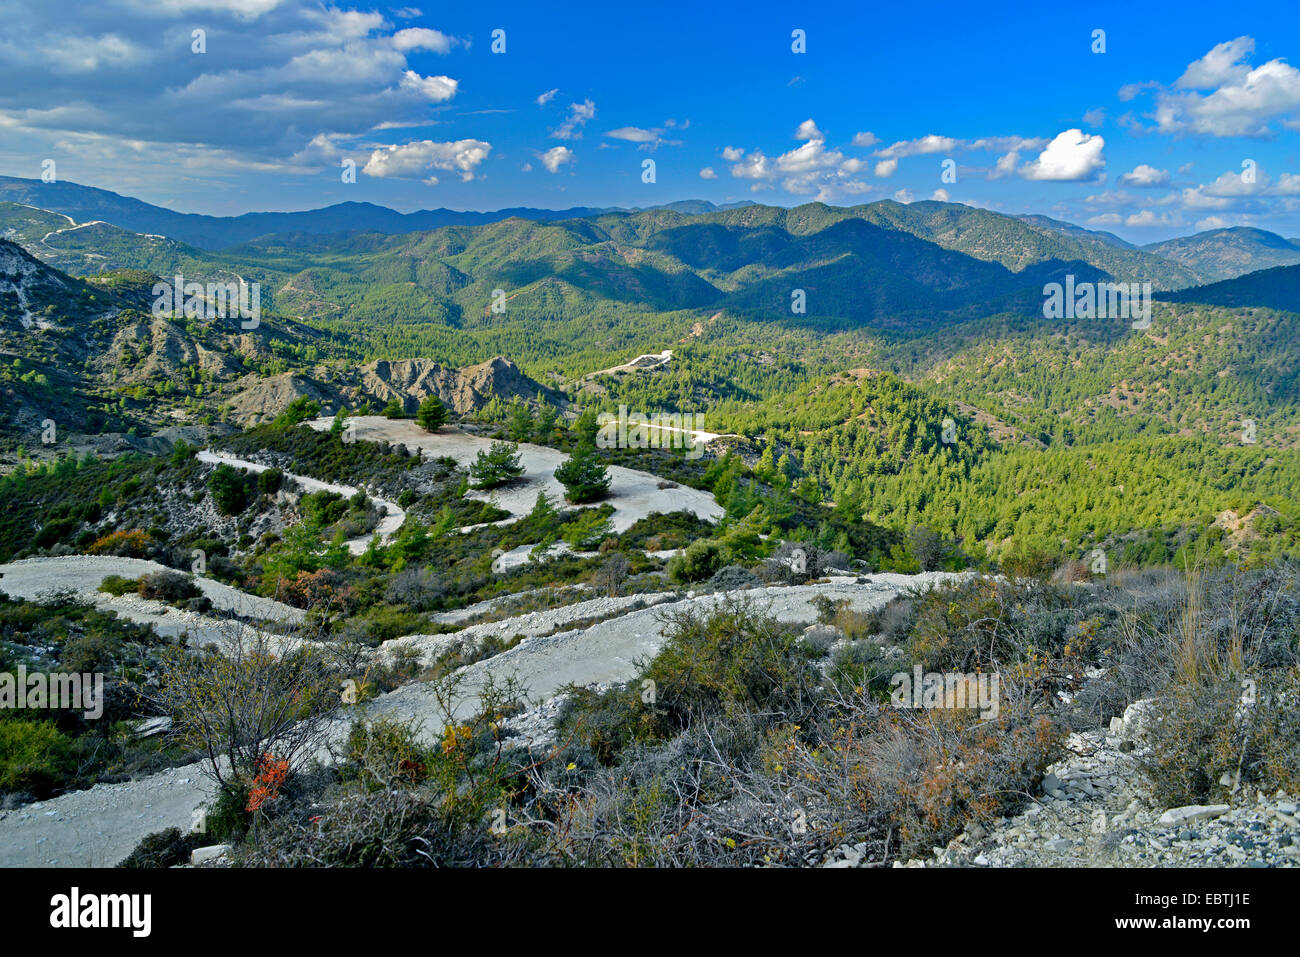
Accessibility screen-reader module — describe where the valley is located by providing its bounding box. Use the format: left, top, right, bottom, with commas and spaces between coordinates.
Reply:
0, 179, 1297, 873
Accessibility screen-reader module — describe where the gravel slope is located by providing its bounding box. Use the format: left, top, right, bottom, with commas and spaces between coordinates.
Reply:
0, 555, 302, 646
0, 572, 959, 867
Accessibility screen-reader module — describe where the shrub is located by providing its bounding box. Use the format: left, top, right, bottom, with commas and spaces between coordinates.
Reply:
667, 539, 722, 584
137, 570, 202, 604
87, 530, 152, 557
0, 719, 74, 794
560, 509, 614, 549
705, 564, 760, 592
117, 827, 206, 868
97, 574, 139, 597
208, 464, 251, 516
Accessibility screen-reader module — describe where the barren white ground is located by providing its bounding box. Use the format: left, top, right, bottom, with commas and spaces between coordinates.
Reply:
306, 417, 724, 533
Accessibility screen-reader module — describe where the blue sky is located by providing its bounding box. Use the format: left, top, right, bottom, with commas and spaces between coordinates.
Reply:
1, 0, 1298, 241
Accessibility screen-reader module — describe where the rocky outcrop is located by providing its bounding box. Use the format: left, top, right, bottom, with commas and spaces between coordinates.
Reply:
360, 355, 561, 414
225, 372, 343, 425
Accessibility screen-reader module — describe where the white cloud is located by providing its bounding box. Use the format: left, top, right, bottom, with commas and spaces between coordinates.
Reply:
39, 33, 145, 73
851, 131, 878, 148
874, 158, 898, 177
1118, 80, 1160, 102
552, 99, 595, 139
1087, 213, 1124, 226
721, 146, 744, 161
795, 118, 824, 141
536, 88, 558, 106
398, 71, 457, 103
1155, 36, 1300, 136
1176, 36, 1254, 90
540, 145, 573, 172
699, 166, 717, 179
391, 28, 457, 54
893, 189, 915, 203
1119, 163, 1170, 187
931, 188, 950, 202
1125, 209, 1180, 227
1195, 215, 1233, 230
1083, 108, 1105, 127
1020, 129, 1105, 181
363, 138, 490, 182
874, 134, 959, 160
603, 126, 678, 150
991, 151, 1019, 179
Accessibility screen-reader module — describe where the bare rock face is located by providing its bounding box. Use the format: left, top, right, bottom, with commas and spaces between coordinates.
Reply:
225, 372, 342, 424
361, 355, 561, 414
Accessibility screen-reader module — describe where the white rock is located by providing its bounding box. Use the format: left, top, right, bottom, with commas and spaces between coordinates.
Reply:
190, 844, 232, 865
1158, 805, 1230, 827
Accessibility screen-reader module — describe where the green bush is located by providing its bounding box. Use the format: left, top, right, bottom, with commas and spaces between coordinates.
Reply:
0, 719, 74, 794
97, 574, 139, 597
667, 539, 723, 584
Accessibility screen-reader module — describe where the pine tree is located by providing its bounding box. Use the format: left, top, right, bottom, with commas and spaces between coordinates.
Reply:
554, 441, 610, 503
416, 395, 448, 432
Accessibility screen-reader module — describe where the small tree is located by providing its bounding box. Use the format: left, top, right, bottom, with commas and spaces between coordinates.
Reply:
416, 395, 448, 432
470, 441, 525, 489
594, 551, 631, 596
554, 441, 610, 504
381, 398, 406, 419
152, 622, 338, 799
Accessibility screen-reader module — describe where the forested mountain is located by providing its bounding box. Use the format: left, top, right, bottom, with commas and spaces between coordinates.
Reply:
1159, 262, 1300, 312
1144, 227, 1300, 282
4, 182, 1300, 569
0, 176, 751, 251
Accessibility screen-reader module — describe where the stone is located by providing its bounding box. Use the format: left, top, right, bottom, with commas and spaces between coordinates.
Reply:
1158, 805, 1230, 827
191, 844, 232, 865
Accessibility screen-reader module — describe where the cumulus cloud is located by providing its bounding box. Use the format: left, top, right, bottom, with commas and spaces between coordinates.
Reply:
931, 188, 950, 202
1020, 129, 1105, 181
0, 1, 478, 192
1154, 37, 1300, 136
391, 28, 458, 54
874, 158, 898, 177
1119, 164, 1170, 187
874, 134, 959, 161
722, 120, 870, 201
851, 131, 879, 148
363, 138, 490, 182
540, 145, 574, 172
699, 166, 717, 179
399, 71, 457, 103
